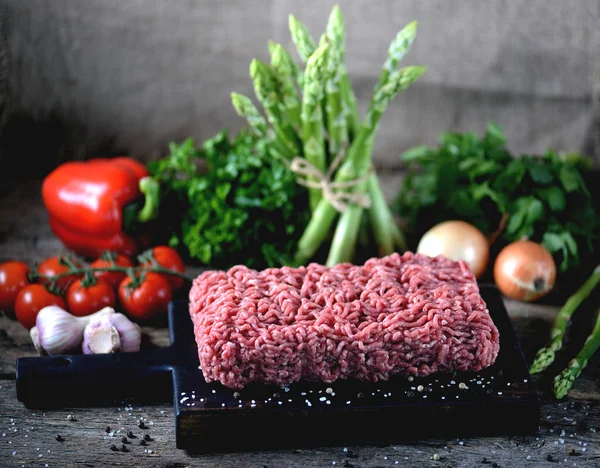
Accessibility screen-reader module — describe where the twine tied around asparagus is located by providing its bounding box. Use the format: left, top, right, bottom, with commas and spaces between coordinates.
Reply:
289, 147, 372, 213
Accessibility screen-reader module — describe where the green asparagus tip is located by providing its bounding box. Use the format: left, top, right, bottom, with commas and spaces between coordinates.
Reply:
289, 14, 317, 62
393, 65, 426, 90
230, 92, 244, 110
529, 347, 556, 374
553, 368, 575, 399
402, 20, 418, 37
328, 5, 343, 27
249, 58, 260, 77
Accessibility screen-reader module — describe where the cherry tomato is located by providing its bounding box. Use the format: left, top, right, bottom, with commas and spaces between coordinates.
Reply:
66, 278, 117, 317
118, 272, 172, 321
0, 261, 31, 314
141, 246, 185, 290
90, 254, 134, 290
15, 284, 66, 330
36, 256, 81, 291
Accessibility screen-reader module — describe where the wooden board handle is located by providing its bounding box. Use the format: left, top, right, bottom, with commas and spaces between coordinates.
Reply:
16, 347, 176, 408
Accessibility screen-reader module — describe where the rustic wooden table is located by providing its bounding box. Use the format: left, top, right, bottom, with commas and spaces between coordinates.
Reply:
1, 179, 599, 468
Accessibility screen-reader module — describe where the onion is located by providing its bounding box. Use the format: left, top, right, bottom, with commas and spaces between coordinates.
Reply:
416, 220, 490, 278
493, 240, 556, 302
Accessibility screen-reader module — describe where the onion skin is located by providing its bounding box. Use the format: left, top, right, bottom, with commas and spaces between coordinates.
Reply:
417, 220, 489, 279
494, 240, 556, 302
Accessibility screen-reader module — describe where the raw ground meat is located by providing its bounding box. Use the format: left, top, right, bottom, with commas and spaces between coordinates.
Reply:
189, 252, 500, 389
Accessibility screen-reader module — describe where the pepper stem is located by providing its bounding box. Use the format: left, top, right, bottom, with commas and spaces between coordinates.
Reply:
137, 176, 160, 223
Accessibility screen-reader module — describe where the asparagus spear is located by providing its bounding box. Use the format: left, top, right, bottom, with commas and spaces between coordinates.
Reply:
301, 40, 330, 210
344, 66, 426, 173
230, 92, 291, 159
249, 59, 300, 156
289, 14, 316, 62
269, 42, 302, 128
326, 196, 366, 265
554, 306, 600, 399
325, 5, 360, 137
530, 265, 600, 374
268, 40, 304, 86
375, 20, 418, 93
323, 36, 347, 157
367, 173, 406, 255
295, 65, 425, 265
231, 92, 269, 137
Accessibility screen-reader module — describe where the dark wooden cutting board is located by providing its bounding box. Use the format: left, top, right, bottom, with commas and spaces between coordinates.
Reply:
16, 284, 540, 452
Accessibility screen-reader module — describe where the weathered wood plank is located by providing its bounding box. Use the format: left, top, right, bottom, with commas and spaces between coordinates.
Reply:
1, 378, 600, 467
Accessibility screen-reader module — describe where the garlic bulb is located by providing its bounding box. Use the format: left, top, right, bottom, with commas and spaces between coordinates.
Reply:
33, 305, 115, 356
29, 326, 47, 356
82, 312, 141, 354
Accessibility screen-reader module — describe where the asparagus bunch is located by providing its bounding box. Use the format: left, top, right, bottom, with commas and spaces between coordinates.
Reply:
232, 4, 424, 266
529, 265, 600, 398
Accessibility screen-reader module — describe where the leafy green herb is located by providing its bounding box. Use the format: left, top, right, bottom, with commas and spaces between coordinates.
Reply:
393, 123, 599, 272
148, 130, 309, 269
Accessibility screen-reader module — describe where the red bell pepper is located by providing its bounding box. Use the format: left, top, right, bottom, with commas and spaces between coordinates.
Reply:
42, 157, 159, 258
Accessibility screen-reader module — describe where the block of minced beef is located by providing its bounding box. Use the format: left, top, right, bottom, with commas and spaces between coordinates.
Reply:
188, 252, 500, 389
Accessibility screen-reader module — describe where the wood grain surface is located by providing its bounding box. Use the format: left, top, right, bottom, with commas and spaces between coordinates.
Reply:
1, 180, 600, 467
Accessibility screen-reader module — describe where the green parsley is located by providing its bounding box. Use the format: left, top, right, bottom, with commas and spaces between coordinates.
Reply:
148, 129, 309, 269
393, 123, 599, 272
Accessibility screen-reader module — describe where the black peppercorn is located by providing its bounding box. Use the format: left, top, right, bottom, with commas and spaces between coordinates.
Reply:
105, 426, 111, 433
121, 436, 129, 444
140, 439, 147, 446
143, 434, 152, 442
127, 430, 136, 438
138, 420, 147, 429
55, 435, 64, 442
546, 454, 553, 462
120, 444, 129, 452
110, 444, 118, 452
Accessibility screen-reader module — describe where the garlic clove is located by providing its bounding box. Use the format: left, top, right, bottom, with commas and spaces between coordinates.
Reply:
29, 326, 47, 356
36, 306, 87, 355
82, 311, 141, 354
87, 325, 121, 354
93, 306, 116, 318
108, 313, 142, 353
